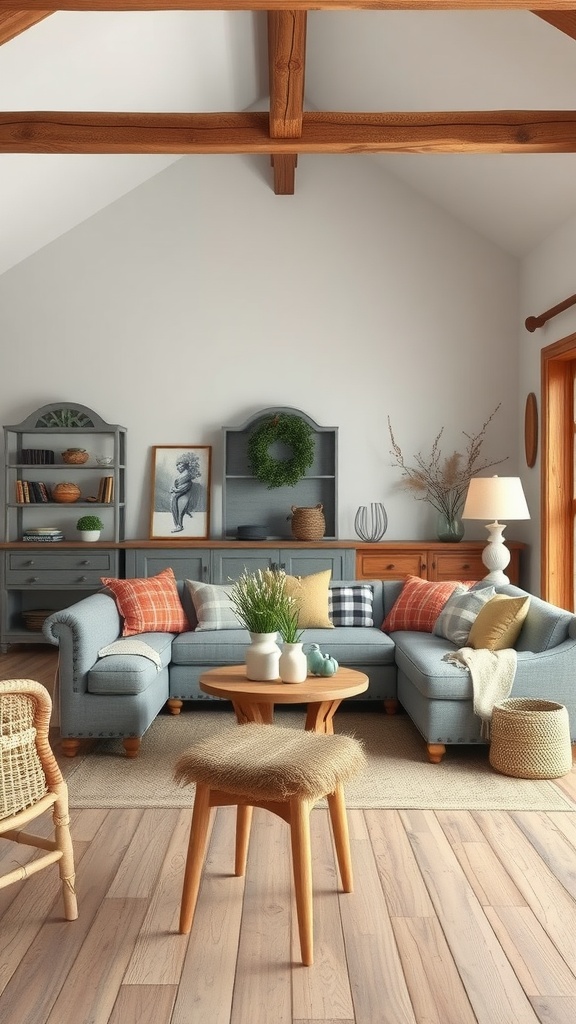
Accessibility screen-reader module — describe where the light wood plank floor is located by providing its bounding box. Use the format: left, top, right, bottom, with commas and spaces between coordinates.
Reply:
1, 646, 576, 1024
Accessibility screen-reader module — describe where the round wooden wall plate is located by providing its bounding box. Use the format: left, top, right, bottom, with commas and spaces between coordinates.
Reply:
524, 392, 538, 468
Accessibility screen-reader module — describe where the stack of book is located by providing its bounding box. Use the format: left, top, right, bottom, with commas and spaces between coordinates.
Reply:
16, 481, 51, 503
96, 476, 114, 503
19, 449, 55, 464
22, 528, 64, 543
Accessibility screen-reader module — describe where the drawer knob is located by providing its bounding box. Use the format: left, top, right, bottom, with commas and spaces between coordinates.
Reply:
28, 576, 39, 583
26, 560, 35, 566
78, 576, 88, 583
386, 564, 395, 570
462, 563, 470, 570
80, 560, 90, 566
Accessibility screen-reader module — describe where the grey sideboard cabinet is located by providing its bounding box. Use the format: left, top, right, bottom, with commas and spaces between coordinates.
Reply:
123, 544, 355, 586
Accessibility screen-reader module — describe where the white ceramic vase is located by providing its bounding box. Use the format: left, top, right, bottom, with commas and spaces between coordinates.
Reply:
79, 530, 101, 542
245, 631, 281, 681
279, 642, 308, 684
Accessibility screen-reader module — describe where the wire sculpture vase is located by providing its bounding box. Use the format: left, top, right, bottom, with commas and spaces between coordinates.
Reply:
354, 503, 388, 543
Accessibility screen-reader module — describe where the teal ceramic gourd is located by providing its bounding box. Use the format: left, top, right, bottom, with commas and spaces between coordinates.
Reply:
317, 653, 339, 677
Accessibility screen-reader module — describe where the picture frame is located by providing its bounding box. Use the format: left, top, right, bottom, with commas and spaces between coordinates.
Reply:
149, 445, 212, 540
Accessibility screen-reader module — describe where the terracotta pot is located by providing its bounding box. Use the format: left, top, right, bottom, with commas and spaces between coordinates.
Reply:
52, 482, 81, 503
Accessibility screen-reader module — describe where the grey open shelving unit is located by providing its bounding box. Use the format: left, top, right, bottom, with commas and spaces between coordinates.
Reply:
222, 407, 338, 541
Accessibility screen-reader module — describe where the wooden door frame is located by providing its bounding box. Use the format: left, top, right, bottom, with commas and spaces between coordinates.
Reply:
541, 332, 576, 607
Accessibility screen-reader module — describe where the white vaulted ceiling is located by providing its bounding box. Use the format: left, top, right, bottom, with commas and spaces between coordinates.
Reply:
2, 6, 576, 273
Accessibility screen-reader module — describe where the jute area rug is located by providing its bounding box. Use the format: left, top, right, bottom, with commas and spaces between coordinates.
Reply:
61, 706, 575, 812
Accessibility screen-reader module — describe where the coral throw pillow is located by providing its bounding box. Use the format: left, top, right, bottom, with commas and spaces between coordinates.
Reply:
101, 567, 189, 637
382, 575, 467, 633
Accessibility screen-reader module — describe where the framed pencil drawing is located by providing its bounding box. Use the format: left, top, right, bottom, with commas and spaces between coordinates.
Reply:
149, 445, 212, 540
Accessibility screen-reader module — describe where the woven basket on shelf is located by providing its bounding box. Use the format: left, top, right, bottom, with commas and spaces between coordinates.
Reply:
290, 504, 325, 542
489, 698, 572, 779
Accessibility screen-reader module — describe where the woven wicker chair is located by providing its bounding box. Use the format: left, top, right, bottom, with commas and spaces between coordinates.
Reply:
0, 679, 77, 920
174, 722, 366, 965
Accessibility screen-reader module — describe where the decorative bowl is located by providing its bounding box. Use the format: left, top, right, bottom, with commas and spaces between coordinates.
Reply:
62, 448, 89, 465
96, 457, 113, 466
52, 482, 81, 503
236, 525, 267, 541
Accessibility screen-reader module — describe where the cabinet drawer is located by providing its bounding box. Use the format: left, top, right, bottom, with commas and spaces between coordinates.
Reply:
6, 550, 116, 586
430, 552, 485, 582
356, 552, 424, 580
6, 569, 106, 587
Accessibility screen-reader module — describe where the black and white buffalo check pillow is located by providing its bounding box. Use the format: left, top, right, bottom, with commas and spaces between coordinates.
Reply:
328, 584, 374, 627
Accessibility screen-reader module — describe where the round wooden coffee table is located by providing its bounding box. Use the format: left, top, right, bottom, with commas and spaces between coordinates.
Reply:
199, 665, 369, 734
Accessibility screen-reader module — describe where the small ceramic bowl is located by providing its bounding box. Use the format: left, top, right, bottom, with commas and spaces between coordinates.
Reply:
96, 457, 113, 466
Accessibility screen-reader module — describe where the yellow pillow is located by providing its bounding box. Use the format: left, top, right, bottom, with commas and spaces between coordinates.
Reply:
468, 594, 530, 651
284, 569, 334, 628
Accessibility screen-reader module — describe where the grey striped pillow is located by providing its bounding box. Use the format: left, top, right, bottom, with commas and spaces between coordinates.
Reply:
433, 586, 495, 647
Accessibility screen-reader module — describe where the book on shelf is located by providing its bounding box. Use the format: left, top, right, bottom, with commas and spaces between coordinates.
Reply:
97, 475, 114, 503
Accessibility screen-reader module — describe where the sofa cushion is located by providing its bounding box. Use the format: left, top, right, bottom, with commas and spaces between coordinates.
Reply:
382, 576, 467, 633
433, 586, 495, 647
101, 568, 189, 637
393, 631, 475, 700
171, 628, 252, 666
328, 584, 374, 627
284, 569, 334, 628
88, 631, 173, 695
185, 579, 242, 631
468, 594, 530, 651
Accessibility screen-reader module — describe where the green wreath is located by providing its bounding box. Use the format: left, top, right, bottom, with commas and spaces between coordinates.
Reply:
248, 413, 315, 489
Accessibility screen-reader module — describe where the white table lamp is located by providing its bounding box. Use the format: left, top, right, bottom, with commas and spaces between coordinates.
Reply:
462, 475, 530, 585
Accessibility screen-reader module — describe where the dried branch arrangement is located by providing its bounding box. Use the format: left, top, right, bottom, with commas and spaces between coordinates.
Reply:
387, 405, 507, 522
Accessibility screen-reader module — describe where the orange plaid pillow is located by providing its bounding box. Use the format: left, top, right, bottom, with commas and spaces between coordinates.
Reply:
382, 575, 467, 633
101, 567, 189, 636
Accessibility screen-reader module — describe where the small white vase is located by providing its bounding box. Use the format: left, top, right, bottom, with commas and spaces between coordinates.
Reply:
279, 642, 308, 684
245, 631, 281, 681
79, 530, 101, 542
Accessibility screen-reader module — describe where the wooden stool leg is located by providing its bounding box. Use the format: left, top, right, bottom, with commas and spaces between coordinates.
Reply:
289, 797, 314, 966
179, 782, 212, 934
235, 804, 253, 876
326, 784, 353, 893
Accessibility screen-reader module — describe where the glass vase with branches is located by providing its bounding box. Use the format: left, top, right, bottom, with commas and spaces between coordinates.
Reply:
387, 405, 507, 527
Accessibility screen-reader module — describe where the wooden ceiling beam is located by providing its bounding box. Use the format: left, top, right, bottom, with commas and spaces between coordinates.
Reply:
3, 109, 576, 154
3, 1, 576, 11
533, 11, 576, 38
0, 11, 53, 44
268, 10, 306, 194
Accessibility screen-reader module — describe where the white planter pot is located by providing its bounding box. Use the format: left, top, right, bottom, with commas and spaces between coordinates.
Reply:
79, 530, 101, 542
245, 631, 281, 681
279, 642, 308, 684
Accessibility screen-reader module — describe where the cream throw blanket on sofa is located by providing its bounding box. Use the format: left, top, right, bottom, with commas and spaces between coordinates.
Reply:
442, 647, 517, 739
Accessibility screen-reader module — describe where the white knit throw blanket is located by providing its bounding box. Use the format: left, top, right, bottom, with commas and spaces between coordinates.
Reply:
98, 638, 162, 670
442, 647, 517, 739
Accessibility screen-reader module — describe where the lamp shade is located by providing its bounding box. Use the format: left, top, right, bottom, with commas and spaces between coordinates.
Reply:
462, 475, 530, 521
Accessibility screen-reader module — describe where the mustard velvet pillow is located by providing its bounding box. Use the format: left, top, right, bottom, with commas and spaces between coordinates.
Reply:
468, 594, 530, 651
284, 569, 334, 628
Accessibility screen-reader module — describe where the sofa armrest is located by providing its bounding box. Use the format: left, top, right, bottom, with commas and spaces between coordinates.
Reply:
43, 592, 122, 696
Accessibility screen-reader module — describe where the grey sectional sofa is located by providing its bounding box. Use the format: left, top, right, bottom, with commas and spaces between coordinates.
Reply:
43, 579, 576, 762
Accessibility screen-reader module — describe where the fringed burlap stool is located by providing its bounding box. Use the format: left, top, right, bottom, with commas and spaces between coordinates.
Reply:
174, 722, 366, 966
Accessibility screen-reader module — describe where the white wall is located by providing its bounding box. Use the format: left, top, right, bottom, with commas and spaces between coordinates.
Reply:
0, 153, 520, 546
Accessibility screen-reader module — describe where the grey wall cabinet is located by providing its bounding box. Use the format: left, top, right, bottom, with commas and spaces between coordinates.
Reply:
1, 402, 126, 651
222, 407, 338, 541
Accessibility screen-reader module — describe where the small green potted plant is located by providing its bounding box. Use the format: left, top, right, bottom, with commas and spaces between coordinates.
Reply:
76, 514, 104, 542
229, 568, 288, 681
